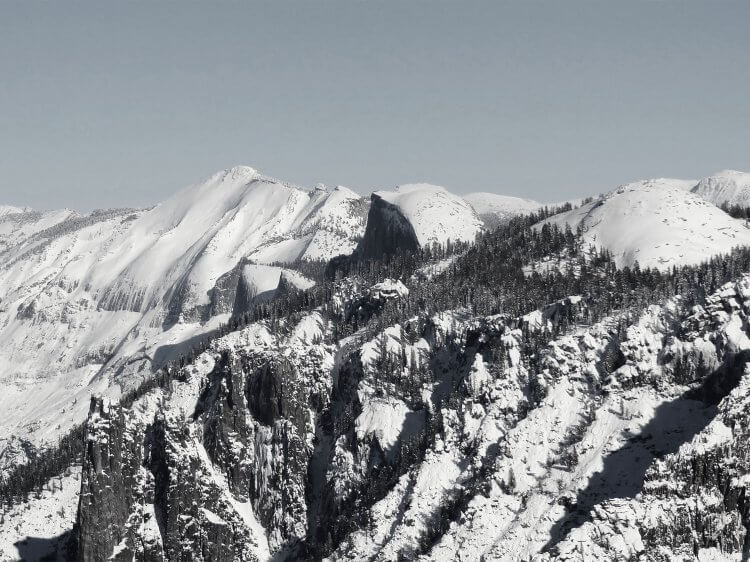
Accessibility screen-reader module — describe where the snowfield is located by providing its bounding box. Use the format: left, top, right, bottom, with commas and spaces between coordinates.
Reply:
464, 192, 542, 224
539, 177, 750, 270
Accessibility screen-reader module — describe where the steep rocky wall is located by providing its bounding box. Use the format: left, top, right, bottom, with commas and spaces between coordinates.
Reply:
356, 194, 421, 261
195, 350, 313, 555
76, 396, 143, 561
148, 414, 259, 562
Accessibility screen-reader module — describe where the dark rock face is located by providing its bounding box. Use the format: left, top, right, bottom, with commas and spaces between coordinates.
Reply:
199, 351, 253, 497
231, 264, 260, 319
211, 258, 268, 321
148, 414, 258, 562
246, 361, 285, 426
164, 259, 255, 328
274, 271, 296, 299
73, 326, 339, 560
356, 194, 420, 261
196, 350, 313, 554
76, 396, 142, 562
212, 261, 248, 318
245, 357, 310, 429
325, 194, 420, 280
75, 371, 264, 561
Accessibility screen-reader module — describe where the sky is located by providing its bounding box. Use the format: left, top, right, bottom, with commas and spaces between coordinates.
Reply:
1, 1, 749, 211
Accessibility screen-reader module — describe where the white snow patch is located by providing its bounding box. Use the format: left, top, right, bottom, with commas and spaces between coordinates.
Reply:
463, 192, 541, 223
355, 398, 415, 455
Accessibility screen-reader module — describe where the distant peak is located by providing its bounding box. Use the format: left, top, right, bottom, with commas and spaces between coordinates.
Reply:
698, 170, 750, 186
614, 177, 697, 194
201, 165, 259, 187
712, 169, 747, 177
394, 183, 449, 194
224, 165, 258, 180
464, 192, 540, 205
331, 185, 361, 198
0, 204, 32, 216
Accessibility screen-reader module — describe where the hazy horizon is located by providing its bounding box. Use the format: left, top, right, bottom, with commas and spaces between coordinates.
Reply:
2, 1, 749, 211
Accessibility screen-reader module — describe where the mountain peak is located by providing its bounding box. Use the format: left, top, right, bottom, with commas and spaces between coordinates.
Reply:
0, 204, 32, 217
371, 182, 482, 247
614, 177, 698, 194
692, 169, 750, 207
224, 165, 258, 179
463, 192, 541, 225
541, 178, 750, 269
217, 166, 260, 182
712, 169, 747, 178
393, 182, 449, 194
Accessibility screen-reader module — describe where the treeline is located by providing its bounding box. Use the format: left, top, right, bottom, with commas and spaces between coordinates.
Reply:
408, 212, 750, 324
721, 202, 750, 220
0, 425, 84, 507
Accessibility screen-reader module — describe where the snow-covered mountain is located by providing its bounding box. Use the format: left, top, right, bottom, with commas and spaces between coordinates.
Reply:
7, 231, 750, 561
464, 192, 542, 226
0, 166, 368, 463
351, 183, 484, 262
691, 169, 750, 208
0, 204, 31, 218
540, 177, 750, 270
5, 167, 750, 562
375, 183, 483, 247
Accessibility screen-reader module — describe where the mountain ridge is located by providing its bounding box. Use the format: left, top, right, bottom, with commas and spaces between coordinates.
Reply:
3, 166, 750, 561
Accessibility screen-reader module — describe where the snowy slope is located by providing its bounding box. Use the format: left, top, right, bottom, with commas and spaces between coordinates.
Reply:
691, 169, 750, 208
249, 184, 367, 263
0, 207, 80, 253
90, 167, 359, 319
375, 183, 483, 246
0, 166, 366, 464
0, 467, 80, 561
463, 192, 541, 225
539, 178, 750, 269
0, 204, 31, 217
7, 219, 750, 561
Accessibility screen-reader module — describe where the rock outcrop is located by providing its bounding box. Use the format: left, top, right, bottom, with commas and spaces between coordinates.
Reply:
356, 194, 421, 261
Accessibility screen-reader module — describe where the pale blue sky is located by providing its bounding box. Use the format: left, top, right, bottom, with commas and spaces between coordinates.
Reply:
1, 1, 749, 210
